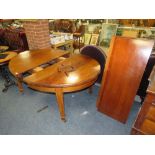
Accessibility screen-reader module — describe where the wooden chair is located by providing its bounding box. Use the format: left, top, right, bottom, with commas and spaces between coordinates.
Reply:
73, 25, 85, 51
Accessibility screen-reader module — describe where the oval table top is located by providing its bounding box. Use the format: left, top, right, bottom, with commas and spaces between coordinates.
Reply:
23, 54, 101, 88
0, 51, 17, 65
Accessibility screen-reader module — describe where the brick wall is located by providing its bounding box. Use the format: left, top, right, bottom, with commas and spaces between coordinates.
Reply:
23, 20, 51, 50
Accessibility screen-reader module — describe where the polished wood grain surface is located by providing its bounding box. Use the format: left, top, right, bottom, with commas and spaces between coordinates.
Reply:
97, 36, 154, 123
24, 54, 100, 88
9, 48, 69, 76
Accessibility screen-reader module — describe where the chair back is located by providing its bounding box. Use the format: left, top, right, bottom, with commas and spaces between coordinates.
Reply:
80, 45, 107, 83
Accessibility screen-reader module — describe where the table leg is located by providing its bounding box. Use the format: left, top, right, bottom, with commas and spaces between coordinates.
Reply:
16, 74, 24, 93
0, 65, 16, 92
55, 88, 66, 122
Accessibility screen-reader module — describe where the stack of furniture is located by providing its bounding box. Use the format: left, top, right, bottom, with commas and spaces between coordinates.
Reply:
131, 65, 155, 134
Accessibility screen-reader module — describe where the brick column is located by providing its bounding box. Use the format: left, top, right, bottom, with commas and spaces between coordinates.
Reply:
23, 19, 51, 50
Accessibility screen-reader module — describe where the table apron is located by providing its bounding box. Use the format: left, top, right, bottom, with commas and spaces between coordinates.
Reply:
27, 78, 97, 93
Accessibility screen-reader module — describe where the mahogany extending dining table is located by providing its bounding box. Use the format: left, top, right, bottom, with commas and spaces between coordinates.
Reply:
9, 48, 100, 121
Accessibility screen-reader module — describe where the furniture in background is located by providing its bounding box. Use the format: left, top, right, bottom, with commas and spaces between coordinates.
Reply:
51, 39, 73, 53
117, 26, 155, 39
82, 33, 99, 46
50, 32, 74, 53
0, 51, 17, 92
87, 24, 101, 33
9, 49, 100, 121
0, 28, 6, 45
122, 29, 139, 38
73, 25, 85, 51
118, 19, 155, 27
0, 20, 14, 31
52, 19, 76, 33
0, 28, 28, 52
80, 45, 106, 83
89, 34, 99, 45
97, 36, 154, 123
131, 66, 155, 134
137, 52, 155, 103
83, 33, 92, 45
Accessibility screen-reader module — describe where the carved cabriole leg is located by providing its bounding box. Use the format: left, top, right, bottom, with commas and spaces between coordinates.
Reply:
16, 73, 24, 93
55, 88, 66, 122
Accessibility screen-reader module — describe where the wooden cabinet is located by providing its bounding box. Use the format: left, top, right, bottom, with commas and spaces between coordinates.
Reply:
97, 36, 154, 123
131, 66, 155, 134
